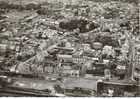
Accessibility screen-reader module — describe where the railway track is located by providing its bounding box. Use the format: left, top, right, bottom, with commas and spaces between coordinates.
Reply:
0, 86, 54, 97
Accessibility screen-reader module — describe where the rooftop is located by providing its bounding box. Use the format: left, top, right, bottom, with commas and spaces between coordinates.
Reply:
63, 77, 98, 90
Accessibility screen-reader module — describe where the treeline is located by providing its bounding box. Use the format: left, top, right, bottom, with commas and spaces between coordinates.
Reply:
0, 1, 41, 10
88, 0, 139, 4
0, 0, 138, 10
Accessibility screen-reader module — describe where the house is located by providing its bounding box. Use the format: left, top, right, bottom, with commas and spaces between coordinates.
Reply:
114, 65, 126, 78
81, 44, 91, 51
114, 47, 121, 56
0, 44, 7, 53
57, 61, 80, 77
0, 56, 4, 63
92, 42, 103, 50
102, 45, 115, 58
72, 55, 87, 64
86, 63, 106, 76
57, 54, 73, 62
0, 43, 17, 55
62, 70, 80, 77
82, 49, 96, 57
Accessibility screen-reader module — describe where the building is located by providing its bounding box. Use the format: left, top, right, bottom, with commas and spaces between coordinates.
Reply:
63, 77, 97, 96
97, 80, 140, 97
57, 54, 73, 62
86, 62, 107, 76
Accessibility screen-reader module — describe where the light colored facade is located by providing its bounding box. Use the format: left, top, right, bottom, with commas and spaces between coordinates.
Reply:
47, 0, 82, 5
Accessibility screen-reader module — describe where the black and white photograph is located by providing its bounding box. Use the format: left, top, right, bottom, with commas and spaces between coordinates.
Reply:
0, 0, 139, 97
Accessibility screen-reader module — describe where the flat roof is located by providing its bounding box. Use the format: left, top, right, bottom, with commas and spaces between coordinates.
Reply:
63, 77, 98, 90
11, 78, 59, 90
